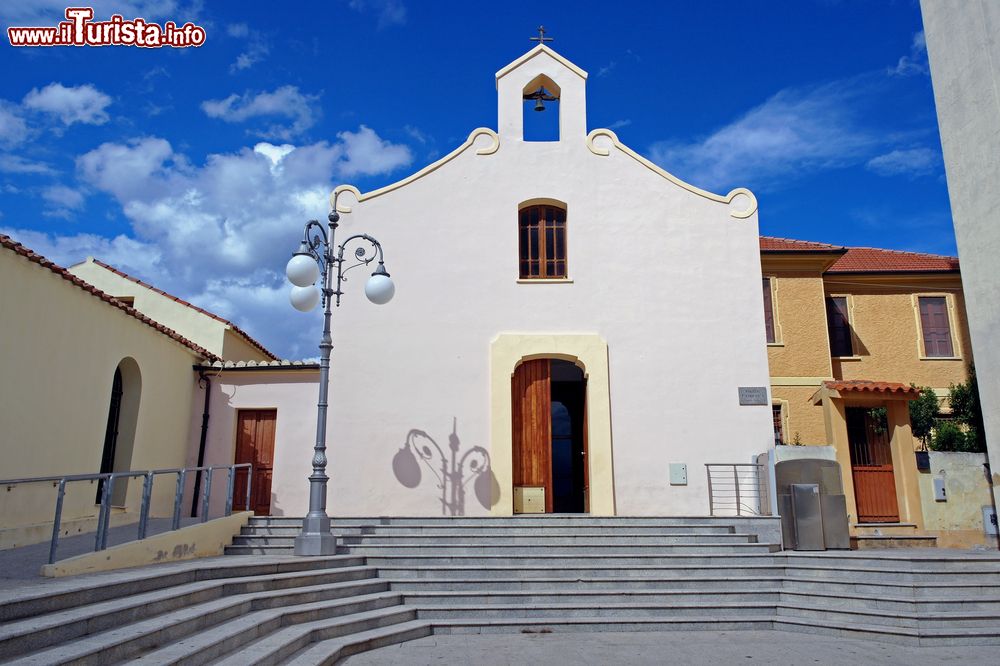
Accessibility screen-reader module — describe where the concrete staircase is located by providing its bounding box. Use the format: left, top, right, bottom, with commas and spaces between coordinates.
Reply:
2, 516, 999, 664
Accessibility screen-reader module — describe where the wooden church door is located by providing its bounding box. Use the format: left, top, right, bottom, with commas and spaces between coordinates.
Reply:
512, 359, 554, 513
234, 409, 277, 515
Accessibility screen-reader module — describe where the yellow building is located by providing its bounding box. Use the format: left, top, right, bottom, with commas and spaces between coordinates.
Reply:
0, 234, 273, 549
761, 236, 988, 546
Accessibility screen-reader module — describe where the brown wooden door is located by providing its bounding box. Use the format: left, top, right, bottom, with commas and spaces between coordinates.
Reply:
846, 407, 899, 523
234, 409, 276, 515
512, 359, 553, 513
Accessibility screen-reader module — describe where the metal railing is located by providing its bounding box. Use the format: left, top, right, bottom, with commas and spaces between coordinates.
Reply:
706, 463, 770, 516
1, 463, 251, 564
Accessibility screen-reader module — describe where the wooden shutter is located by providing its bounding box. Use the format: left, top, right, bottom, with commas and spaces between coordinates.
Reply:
511, 359, 553, 512
762, 278, 775, 343
919, 297, 954, 357
826, 297, 853, 357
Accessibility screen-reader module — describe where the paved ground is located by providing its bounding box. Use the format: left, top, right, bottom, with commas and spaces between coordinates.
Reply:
342, 630, 1000, 665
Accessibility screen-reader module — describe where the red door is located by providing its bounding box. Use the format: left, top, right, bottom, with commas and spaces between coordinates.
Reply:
234, 409, 276, 515
847, 407, 899, 523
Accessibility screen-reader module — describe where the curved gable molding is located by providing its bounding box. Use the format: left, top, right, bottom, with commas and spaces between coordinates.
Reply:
331, 128, 500, 213
586, 129, 758, 220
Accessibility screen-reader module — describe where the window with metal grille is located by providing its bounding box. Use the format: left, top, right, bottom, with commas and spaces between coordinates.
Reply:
762, 277, 775, 343
826, 296, 853, 357
518, 204, 567, 279
918, 296, 955, 357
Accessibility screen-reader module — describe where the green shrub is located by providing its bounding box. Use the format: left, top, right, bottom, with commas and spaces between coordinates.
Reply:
931, 420, 977, 452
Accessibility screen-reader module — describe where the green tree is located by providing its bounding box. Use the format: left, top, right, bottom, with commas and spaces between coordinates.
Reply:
948, 365, 987, 453
908, 386, 939, 450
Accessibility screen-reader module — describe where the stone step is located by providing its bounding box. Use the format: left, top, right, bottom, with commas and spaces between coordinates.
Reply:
0, 566, 379, 658
231, 533, 759, 547
384, 576, 786, 592
242, 524, 742, 536
2, 586, 399, 665
231, 534, 764, 548
362, 554, 786, 568
852, 535, 940, 549
209, 607, 421, 666
777, 603, 1000, 630
412, 602, 778, 620
401, 590, 783, 606
282, 619, 432, 666
374, 563, 782, 580
779, 553, 1000, 572
246, 516, 779, 528
0, 555, 363, 623
339, 533, 760, 545
345, 543, 777, 556
781, 577, 1000, 600
129, 595, 410, 665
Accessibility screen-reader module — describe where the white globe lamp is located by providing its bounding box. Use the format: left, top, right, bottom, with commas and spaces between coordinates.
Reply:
365, 265, 395, 305
290, 284, 320, 312
286, 248, 320, 287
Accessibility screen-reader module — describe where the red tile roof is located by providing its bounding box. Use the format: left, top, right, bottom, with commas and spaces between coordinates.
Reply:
827, 247, 960, 274
88, 258, 277, 360
759, 236, 843, 252
823, 380, 921, 397
760, 236, 960, 274
1, 234, 219, 361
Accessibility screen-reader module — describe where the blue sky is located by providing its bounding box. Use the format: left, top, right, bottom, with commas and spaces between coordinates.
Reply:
0, 1, 952, 358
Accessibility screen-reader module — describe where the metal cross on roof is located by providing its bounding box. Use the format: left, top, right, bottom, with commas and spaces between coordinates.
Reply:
530, 25, 553, 45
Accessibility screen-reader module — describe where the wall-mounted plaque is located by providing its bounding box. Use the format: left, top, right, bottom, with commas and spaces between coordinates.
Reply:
738, 386, 769, 406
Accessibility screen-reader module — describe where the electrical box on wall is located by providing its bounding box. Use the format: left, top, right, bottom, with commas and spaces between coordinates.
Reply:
513, 486, 545, 513
669, 463, 688, 486
933, 477, 947, 502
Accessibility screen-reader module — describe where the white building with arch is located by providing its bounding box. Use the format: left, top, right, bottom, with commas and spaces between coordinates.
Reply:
261, 45, 774, 517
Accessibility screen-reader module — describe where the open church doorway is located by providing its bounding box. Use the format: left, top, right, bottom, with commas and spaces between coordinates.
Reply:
512, 358, 588, 513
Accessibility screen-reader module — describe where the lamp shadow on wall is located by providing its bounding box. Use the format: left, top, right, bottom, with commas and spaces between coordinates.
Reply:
392, 418, 499, 515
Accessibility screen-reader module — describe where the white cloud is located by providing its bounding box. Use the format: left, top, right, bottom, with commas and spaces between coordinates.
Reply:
336, 125, 412, 177
0, 155, 53, 174
227, 24, 269, 73
890, 31, 928, 77
649, 80, 880, 191
226, 22, 249, 38
608, 119, 631, 129
0, 103, 29, 147
866, 147, 940, 177
201, 86, 319, 140
0, 227, 161, 277
42, 185, 84, 210
55, 128, 412, 356
348, 0, 407, 28
22, 83, 112, 126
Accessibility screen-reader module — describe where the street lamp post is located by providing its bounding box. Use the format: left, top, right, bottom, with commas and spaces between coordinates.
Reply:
285, 203, 394, 556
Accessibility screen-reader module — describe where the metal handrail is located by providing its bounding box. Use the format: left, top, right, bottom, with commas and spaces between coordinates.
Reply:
1, 463, 251, 564
706, 463, 770, 517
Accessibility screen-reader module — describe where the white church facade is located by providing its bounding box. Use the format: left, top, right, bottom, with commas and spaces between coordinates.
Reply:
254, 44, 775, 518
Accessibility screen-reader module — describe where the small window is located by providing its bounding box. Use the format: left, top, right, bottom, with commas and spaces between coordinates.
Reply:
519, 205, 567, 279
826, 296, 853, 357
762, 278, 775, 343
772, 404, 784, 446
919, 296, 954, 357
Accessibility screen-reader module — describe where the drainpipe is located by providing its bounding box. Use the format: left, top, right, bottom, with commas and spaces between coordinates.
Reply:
191, 370, 212, 517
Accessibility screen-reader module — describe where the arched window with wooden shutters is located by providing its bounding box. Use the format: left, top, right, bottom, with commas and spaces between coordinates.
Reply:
518, 203, 567, 279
